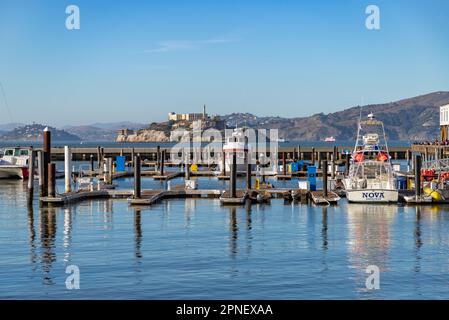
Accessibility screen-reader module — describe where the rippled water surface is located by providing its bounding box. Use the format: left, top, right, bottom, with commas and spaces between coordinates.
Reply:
1, 175, 449, 299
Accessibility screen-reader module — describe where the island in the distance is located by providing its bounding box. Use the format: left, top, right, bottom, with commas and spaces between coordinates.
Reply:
0, 123, 81, 142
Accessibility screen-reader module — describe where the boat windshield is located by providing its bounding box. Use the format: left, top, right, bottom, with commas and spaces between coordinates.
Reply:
4, 148, 29, 156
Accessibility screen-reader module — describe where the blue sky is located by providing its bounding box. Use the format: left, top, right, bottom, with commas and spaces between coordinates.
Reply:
1, 0, 449, 126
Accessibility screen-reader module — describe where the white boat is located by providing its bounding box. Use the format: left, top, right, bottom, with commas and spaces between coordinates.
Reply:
324, 136, 336, 142
344, 114, 398, 203
0, 147, 31, 179
219, 128, 256, 174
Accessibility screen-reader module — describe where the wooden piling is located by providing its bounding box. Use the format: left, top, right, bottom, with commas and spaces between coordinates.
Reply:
106, 157, 113, 184
64, 146, 72, 193
222, 151, 226, 176
48, 163, 56, 198
318, 151, 322, 169
322, 160, 328, 197
134, 155, 141, 199
185, 153, 190, 180
90, 154, 94, 172
230, 152, 237, 198
160, 150, 165, 176
282, 152, 286, 175
406, 150, 410, 173
38, 151, 45, 197
27, 149, 35, 203
43, 128, 51, 197
246, 148, 252, 190
345, 154, 350, 174
131, 148, 135, 167
311, 147, 315, 165
27, 148, 35, 190
330, 153, 335, 179
414, 154, 422, 199
97, 146, 101, 169
156, 146, 161, 172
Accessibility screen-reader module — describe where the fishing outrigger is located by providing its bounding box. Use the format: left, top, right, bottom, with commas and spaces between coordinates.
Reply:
344, 113, 399, 203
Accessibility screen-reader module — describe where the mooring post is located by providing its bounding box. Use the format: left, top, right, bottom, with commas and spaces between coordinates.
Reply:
64, 146, 72, 193
100, 148, 105, 172
97, 146, 101, 169
38, 151, 44, 197
331, 153, 335, 179
414, 154, 422, 199
156, 146, 161, 172
185, 153, 190, 180
230, 152, 237, 198
318, 151, 322, 169
323, 160, 328, 197
27, 149, 35, 203
43, 127, 51, 197
90, 154, 94, 172
333, 146, 337, 165
131, 148, 135, 168
27, 147, 35, 190
222, 150, 226, 176
134, 155, 141, 199
48, 163, 56, 198
160, 150, 165, 176
282, 152, 286, 175
345, 153, 350, 174
107, 157, 113, 184
311, 147, 315, 166
246, 147, 252, 190
406, 150, 410, 173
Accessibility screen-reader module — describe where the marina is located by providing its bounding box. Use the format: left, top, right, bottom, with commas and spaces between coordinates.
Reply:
2, 0, 449, 303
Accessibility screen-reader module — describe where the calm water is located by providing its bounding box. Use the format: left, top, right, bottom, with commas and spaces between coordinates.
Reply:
1, 174, 449, 299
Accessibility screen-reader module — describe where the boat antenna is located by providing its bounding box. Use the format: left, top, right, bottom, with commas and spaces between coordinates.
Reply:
0, 81, 13, 123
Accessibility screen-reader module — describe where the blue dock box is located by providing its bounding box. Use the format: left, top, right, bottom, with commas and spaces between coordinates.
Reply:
116, 156, 126, 172
307, 166, 317, 191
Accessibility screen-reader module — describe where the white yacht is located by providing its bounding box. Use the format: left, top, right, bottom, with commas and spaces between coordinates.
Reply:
220, 128, 253, 173
0, 147, 31, 179
344, 114, 398, 203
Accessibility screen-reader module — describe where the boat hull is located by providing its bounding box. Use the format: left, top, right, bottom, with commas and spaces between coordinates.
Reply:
346, 189, 398, 203
0, 166, 28, 179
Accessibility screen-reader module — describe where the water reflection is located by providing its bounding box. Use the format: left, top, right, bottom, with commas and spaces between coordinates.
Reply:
347, 204, 398, 273
414, 206, 422, 274
134, 208, 142, 259
27, 202, 38, 270
245, 200, 253, 256
63, 207, 73, 263
229, 207, 238, 259
39, 205, 57, 285
322, 207, 328, 251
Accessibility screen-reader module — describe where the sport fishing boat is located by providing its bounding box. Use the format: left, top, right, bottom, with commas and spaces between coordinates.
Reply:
344, 113, 398, 203
0, 147, 31, 179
